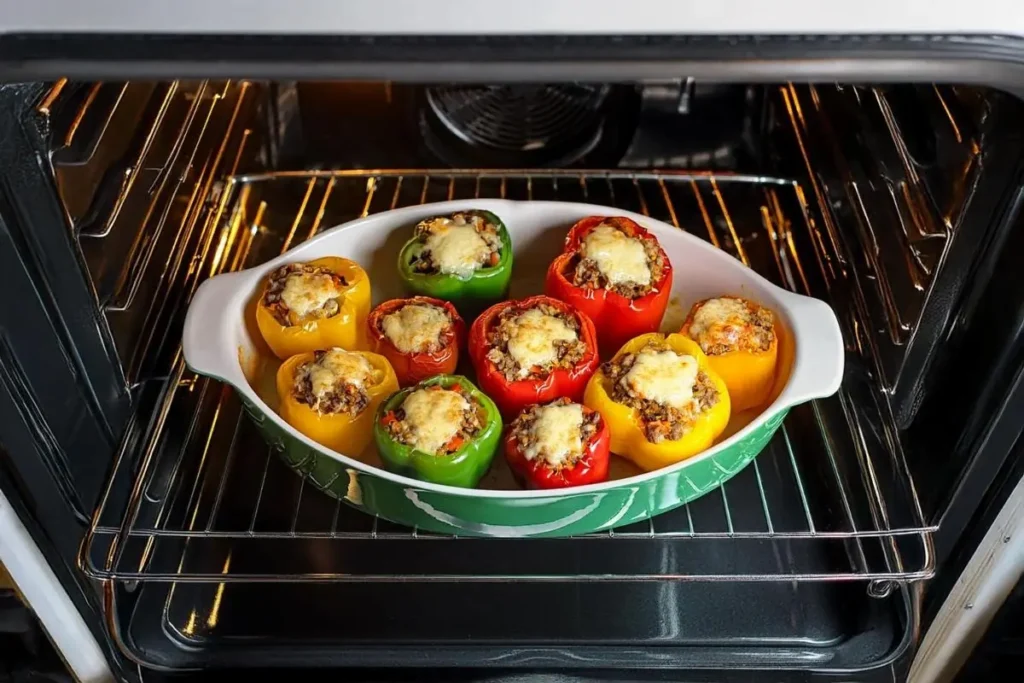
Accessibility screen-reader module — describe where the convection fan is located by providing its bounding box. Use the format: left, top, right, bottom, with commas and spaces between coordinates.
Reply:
421, 84, 638, 167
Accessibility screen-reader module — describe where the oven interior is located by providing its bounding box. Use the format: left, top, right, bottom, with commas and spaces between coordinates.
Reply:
10, 79, 1024, 673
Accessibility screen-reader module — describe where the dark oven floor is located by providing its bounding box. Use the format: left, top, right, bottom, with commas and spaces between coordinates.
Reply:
85, 171, 929, 675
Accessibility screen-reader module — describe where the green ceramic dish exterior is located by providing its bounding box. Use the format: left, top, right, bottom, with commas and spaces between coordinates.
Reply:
241, 395, 788, 537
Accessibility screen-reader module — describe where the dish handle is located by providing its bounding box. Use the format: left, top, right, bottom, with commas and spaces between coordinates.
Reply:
779, 292, 845, 404
182, 271, 249, 384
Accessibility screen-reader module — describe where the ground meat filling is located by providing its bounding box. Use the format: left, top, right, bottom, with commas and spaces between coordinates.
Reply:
262, 263, 348, 326
485, 303, 588, 382
408, 212, 503, 277
379, 302, 453, 354
602, 343, 720, 444
570, 224, 667, 299
691, 297, 776, 356
383, 386, 484, 456
292, 350, 372, 417
509, 397, 600, 469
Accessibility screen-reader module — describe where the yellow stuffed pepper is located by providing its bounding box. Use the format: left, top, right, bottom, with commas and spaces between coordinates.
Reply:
584, 333, 730, 472
680, 296, 778, 413
256, 257, 371, 359
276, 348, 398, 455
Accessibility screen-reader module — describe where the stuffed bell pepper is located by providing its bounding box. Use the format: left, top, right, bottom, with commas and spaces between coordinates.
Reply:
468, 295, 600, 419
545, 215, 673, 354
397, 209, 512, 317
681, 296, 778, 412
276, 347, 398, 456
504, 397, 610, 489
584, 333, 730, 472
366, 296, 465, 387
373, 375, 502, 488
256, 257, 371, 359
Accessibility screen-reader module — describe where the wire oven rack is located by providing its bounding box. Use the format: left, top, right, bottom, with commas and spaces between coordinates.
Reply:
80, 169, 936, 592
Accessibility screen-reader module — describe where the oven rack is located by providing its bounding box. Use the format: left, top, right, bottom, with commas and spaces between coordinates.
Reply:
80, 169, 935, 589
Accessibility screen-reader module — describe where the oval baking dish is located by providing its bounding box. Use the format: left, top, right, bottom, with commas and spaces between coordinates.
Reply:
182, 199, 844, 538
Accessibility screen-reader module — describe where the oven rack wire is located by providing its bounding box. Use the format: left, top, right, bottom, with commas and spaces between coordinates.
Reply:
80, 169, 936, 591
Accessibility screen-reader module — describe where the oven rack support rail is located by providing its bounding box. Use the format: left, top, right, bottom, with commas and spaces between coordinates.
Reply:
79, 170, 936, 592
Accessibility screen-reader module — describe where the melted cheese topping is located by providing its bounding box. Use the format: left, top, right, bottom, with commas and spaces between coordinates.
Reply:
305, 349, 375, 400
424, 220, 492, 278
525, 402, 585, 467
504, 308, 578, 377
689, 297, 760, 350
381, 304, 450, 353
280, 271, 344, 319
581, 225, 652, 286
400, 388, 469, 455
625, 348, 699, 409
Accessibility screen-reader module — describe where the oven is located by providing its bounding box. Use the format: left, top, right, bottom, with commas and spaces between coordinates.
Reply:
2, 4, 1024, 682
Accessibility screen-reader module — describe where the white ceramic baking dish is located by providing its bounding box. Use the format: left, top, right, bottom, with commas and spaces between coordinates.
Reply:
182, 199, 844, 537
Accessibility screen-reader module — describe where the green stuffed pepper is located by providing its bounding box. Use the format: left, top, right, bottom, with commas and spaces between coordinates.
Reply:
397, 209, 513, 318
374, 374, 503, 488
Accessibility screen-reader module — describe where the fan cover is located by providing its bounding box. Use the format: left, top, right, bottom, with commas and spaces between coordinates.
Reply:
423, 84, 612, 165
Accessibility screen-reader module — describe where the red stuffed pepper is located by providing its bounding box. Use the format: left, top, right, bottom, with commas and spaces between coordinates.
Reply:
468, 295, 600, 418
366, 296, 465, 387
504, 398, 610, 489
545, 215, 673, 354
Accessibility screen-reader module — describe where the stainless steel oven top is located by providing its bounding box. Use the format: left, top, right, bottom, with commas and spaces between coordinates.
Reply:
1, 0, 1020, 37
5, 1, 1024, 91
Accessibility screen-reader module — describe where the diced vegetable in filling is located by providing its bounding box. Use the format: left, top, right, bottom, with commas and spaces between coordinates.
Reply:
571, 224, 666, 298
509, 397, 600, 468
381, 385, 483, 455
485, 303, 588, 381
263, 263, 348, 326
292, 348, 376, 416
688, 296, 775, 355
380, 302, 453, 354
602, 342, 720, 443
409, 212, 503, 278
